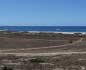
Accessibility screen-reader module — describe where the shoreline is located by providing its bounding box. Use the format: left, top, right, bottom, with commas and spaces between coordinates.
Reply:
27, 31, 86, 34
0, 30, 86, 34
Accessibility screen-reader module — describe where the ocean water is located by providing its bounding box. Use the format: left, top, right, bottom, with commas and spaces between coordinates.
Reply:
0, 26, 86, 32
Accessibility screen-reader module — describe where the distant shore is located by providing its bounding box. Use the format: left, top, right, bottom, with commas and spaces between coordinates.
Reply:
19, 31, 86, 35
1, 30, 86, 35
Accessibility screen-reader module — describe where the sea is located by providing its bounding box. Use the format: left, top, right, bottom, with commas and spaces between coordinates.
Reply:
0, 26, 86, 32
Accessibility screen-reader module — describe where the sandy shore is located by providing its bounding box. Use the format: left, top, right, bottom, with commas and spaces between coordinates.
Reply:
28, 31, 86, 34
1, 30, 86, 34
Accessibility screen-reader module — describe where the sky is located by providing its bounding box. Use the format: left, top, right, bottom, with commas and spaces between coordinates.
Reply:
0, 0, 86, 26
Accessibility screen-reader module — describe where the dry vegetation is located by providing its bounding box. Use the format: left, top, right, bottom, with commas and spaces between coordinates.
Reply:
0, 31, 85, 53
0, 31, 86, 70
0, 54, 86, 70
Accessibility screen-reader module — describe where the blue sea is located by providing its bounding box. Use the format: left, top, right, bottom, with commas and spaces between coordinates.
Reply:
0, 26, 86, 32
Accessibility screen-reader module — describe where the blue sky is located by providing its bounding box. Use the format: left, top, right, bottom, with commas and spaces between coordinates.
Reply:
0, 0, 86, 26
